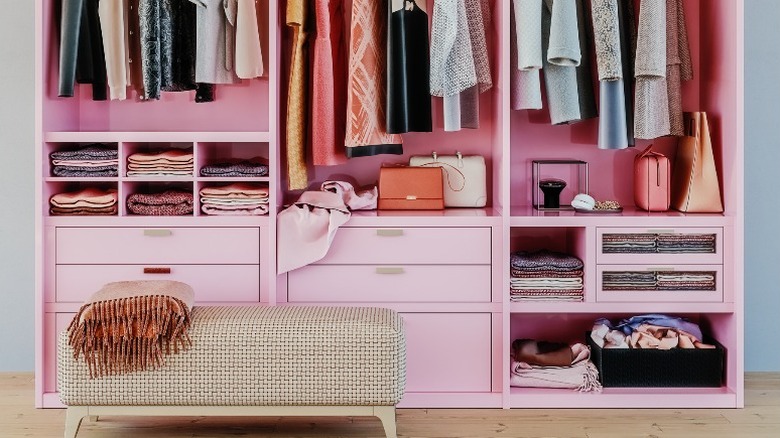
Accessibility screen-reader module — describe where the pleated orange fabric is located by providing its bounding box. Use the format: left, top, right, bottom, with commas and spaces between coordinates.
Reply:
285, 0, 310, 190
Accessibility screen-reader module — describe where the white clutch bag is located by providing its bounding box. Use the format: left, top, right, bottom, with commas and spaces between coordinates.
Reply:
409, 152, 487, 208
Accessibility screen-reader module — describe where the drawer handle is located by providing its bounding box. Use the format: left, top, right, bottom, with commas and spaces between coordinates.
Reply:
144, 229, 172, 237
646, 229, 676, 234
375, 267, 405, 275
647, 267, 676, 272
376, 229, 404, 237
144, 267, 171, 274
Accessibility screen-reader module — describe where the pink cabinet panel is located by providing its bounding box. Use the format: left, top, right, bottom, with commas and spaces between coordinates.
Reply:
597, 264, 724, 303
317, 227, 492, 265
401, 313, 492, 393
56, 265, 260, 303
597, 227, 723, 265
288, 265, 492, 303
56, 227, 261, 264
45, 313, 75, 394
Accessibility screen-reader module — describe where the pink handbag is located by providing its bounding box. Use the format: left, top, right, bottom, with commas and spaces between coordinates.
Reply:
634, 145, 671, 212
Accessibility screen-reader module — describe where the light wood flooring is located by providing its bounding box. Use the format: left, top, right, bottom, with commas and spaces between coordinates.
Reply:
2, 373, 779, 437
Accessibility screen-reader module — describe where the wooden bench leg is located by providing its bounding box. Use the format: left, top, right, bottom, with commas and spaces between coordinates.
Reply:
64, 407, 88, 438
89, 416, 99, 423
374, 406, 397, 438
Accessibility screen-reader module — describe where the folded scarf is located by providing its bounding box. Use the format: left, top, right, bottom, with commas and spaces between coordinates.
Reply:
127, 190, 194, 216
50, 188, 118, 209
67, 280, 194, 378
50, 145, 118, 161
200, 160, 270, 177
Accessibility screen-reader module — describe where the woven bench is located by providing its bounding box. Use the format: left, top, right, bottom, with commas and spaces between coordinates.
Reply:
58, 306, 406, 438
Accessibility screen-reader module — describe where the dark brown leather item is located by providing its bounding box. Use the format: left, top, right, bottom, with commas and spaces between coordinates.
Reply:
378, 166, 444, 210
512, 339, 574, 367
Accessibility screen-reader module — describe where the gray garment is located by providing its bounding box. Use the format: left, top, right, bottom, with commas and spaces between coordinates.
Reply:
591, 0, 622, 81
50, 145, 118, 160
459, 85, 480, 129
191, 0, 239, 84
597, 80, 629, 150
514, 0, 543, 70
574, 0, 597, 120
634, 0, 670, 139
58, 0, 85, 97
443, 93, 461, 132
542, 0, 580, 125
52, 166, 119, 177
617, 0, 637, 146
511, 0, 543, 110
547, 0, 581, 66
429, 0, 476, 97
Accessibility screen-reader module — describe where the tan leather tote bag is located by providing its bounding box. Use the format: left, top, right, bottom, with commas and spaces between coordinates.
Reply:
671, 112, 724, 213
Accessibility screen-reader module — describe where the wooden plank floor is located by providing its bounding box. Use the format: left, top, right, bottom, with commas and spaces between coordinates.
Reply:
2, 373, 778, 438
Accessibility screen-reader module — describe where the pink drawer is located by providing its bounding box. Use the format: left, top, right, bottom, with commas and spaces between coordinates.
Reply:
56, 227, 260, 264
402, 313, 492, 393
56, 264, 260, 303
317, 227, 491, 265
597, 227, 723, 265
597, 264, 724, 303
288, 265, 491, 303
45, 312, 74, 394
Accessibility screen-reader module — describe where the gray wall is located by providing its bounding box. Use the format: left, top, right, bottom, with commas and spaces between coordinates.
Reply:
0, 1, 778, 372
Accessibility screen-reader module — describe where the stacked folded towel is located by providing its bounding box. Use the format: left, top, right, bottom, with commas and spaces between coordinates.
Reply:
510, 339, 602, 392
127, 190, 194, 216
657, 234, 716, 253
603, 270, 716, 291
656, 272, 716, 291
199, 183, 270, 216
50, 187, 118, 216
200, 160, 269, 177
602, 271, 657, 290
602, 233, 657, 253
50, 145, 118, 177
510, 250, 584, 302
127, 150, 193, 177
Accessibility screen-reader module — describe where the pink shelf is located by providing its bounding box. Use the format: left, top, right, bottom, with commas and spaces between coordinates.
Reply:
509, 387, 738, 409
195, 177, 271, 182
509, 206, 733, 227
45, 131, 271, 143
43, 216, 270, 227
44, 177, 118, 182
509, 302, 735, 314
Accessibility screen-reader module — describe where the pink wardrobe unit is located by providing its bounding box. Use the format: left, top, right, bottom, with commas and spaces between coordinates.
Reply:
35, 0, 745, 409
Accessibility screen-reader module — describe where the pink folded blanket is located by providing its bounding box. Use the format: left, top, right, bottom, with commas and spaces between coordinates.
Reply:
510, 343, 602, 392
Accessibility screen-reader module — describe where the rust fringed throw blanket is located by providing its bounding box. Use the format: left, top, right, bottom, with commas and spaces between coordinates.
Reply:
67, 280, 195, 378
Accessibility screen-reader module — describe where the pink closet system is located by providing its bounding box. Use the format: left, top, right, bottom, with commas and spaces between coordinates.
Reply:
311, 0, 347, 166
344, 0, 402, 157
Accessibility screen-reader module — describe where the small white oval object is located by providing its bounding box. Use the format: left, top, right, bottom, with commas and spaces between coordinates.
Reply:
572, 193, 596, 210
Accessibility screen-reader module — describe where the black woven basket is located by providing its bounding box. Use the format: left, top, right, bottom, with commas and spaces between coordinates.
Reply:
586, 332, 725, 388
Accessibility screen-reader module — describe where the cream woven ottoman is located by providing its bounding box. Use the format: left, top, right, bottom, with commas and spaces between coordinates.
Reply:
58, 306, 406, 438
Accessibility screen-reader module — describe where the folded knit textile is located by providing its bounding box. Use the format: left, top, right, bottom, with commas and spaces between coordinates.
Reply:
127, 149, 194, 176
510, 250, 584, 271
50, 205, 118, 216
67, 280, 194, 378
511, 269, 583, 278
321, 180, 377, 210
510, 0, 543, 110
541, 0, 582, 125
51, 145, 119, 177
199, 160, 269, 177
634, 0, 670, 139
53, 166, 118, 178
127, 190, 194, 216
50, 188, 118, 216
51, 145, 118, 161
510, 341, 601, 392
199, 183, 269, 216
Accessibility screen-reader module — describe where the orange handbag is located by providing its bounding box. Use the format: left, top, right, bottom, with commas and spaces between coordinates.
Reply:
634, 145, 671, 212
378, 166, 445, 210
671, 112, 724, 213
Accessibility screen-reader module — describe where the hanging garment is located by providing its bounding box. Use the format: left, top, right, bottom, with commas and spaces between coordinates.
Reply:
59, 0, 84, 97
634, 0, 670, 139
345, 0, 403, 157
311, 0, 347, 166
573, 0, 597, 120
59, 0, 108, 100
430, 0, 476, 99
666, 0, 693, 136
618, 0, 637, 146
162, 0, 197, 92
277, 191, 351, 274
226, 0, 264, 79
285, 0, 310, 189
192, 0, 240, 84
541, 0, 581, 125
128, 0, 145, 97
591, 0, 628, 149
387, 0, 433, 134
510, 0, 543, 110
98, 0, 131, 100
138, 0, 165, 99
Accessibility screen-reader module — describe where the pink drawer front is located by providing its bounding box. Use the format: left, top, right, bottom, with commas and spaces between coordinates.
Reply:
56, 227, 260, 264
597, 264, 724, 303
401, 313, 493, 393
287, 265, 491, 303
597, 227, 723, 265
317, 227, 492, 265
55, 265, 260, 303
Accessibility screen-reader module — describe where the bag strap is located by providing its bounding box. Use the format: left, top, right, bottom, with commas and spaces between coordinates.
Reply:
415, 161, 467, 192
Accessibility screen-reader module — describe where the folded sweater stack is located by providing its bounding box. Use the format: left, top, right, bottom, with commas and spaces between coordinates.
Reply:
657, 233, 716, 253
127, 190, 194, 216
602, 233, 657, 253
200, 183, 269, 216
510, 250, 584, 302
510, 339, 602, 392
50, 188, 118, 216
603, 270, 716, 291
200, 160, 269, 178
602, 233, 716, 254
127, 150, 193, 177
50, 145, 118, 177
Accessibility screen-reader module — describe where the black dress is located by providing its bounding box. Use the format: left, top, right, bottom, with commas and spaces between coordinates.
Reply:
387, 0, 432, 134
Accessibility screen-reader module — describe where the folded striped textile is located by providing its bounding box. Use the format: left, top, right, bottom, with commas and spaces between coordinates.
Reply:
199, 183, 269, 199
52, 159, 119, 167
50, 205, 118, 216
510, 250, 584, 272
67, 280, 194, 378
200, 160, 269, 177
52, 166, 119, 177
511, 269, 583, 278
50, 145, 118, 161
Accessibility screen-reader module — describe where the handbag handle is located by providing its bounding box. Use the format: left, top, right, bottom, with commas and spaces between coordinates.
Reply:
414, 161, 467, 192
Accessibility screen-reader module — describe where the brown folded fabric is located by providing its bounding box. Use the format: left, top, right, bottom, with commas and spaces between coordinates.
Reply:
127, 190, 194, 216
50, 205, 118, 216
67, 280, 194, 378
512, 339, 574, 367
